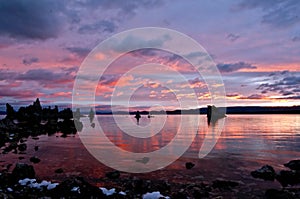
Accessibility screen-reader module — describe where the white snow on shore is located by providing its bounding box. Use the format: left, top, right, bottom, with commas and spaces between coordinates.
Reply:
142, 191, 170, 199
99, 187, 116, 196
99, 187, 127, 196
18, 178, 59, 190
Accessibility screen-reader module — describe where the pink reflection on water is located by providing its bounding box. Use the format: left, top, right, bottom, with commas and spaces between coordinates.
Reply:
0, 114, 299, 190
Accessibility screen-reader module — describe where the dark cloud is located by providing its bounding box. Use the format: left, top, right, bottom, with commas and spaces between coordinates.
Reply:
284, 96, 300, 99
238, 94, 265, 100
22, 57, 39, 65
217, 62, 257, 73
17, 69, 65, 81
0, 0, 65, 40
78, 20, 117, 34
0, 68, 76, 90
226, 33, 240, 42
0, 69, 17, 80
226, 93, 239, 97
66, 47, 91, 58
0, 86, 38, 99
78, 0, 163, 16
233, 0, 300, 28
104, 34, 171, 53
131, 49, 159, 57
75, 0, 163, 34
257, 72, 300, 98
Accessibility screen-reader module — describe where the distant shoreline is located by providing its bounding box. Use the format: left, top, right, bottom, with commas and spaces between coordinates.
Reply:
1, 105, 299, 115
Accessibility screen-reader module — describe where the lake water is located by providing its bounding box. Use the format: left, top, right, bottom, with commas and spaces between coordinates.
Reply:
1, 114, 299, 193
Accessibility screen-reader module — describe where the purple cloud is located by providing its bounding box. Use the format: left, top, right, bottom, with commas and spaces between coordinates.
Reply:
22, 57, 39, 65
217, 62, 257, 73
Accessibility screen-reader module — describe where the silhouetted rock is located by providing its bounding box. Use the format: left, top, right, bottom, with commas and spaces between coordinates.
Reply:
73, 108, 81, 121
251, 165, 276, 181
185, 162, 195, 169
88, 108, 95, 123
284, 160, 300, 171
12, 163, 35, 180
30, 156, 41, 164
74, 120, 83, 132
58, 108, 73, 120
0, 118, 17, 130
58, 119, 77, 134
106, 170, 120, 179
276, 170, 300, 187
6, 103, 15, 119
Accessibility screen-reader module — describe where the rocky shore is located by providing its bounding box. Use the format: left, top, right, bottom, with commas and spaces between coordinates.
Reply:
0, 99, 83, 154
0, 160, 300, 199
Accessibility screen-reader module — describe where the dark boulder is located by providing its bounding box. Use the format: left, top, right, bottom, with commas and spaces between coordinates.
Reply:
251, 165, 276, 181
30, 156, 41, 164
284, 160, 300, 171
185, 162, 195, 169
12, 163, 35, 181
276, 170, 300, 187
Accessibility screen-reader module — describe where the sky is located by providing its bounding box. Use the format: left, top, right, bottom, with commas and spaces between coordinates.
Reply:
0, 0, 299, 112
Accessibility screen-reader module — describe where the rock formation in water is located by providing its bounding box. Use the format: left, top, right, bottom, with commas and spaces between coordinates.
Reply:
0, 98, 83, 152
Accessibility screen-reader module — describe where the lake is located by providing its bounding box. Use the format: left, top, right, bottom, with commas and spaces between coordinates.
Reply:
1, 114, 299, 194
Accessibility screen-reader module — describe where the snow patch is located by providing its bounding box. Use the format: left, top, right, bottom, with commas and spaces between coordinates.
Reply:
47, 183, 59, 190
99, 187, 116, 196
119, 191, 126, 195
18, 178, 59, 190
71, 186, 80, 193
143, 191, 170, 199
18, 178, 36, 186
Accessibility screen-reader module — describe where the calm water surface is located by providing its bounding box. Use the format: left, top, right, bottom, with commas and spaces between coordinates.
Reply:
1, 114, 299, 189
92, 114, 300, 165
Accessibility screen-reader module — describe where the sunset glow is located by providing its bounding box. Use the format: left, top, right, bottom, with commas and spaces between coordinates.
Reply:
0, 0, 299, 111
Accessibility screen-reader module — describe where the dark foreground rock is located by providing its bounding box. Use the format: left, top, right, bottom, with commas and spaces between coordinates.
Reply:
49, 177, 105, 198
12, 163, 35, 182
284, 160, 300, 171
276, 170, 300, 187
265, 188, 299, 199
185, 162, 195, 169
251, 165, 276, 181
30, 156, 41, 164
